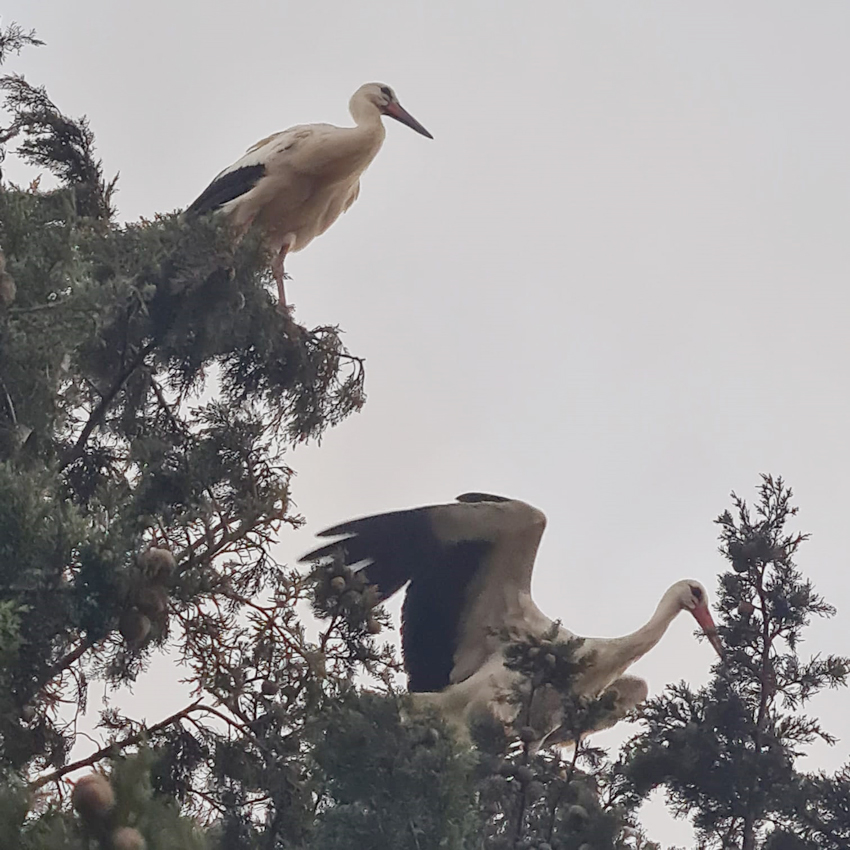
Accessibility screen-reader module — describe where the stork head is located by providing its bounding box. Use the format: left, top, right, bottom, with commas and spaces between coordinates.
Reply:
352, 83, 433, 139
675, 580, 724, 658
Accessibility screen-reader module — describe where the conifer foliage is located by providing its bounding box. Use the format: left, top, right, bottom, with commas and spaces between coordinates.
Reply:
1, 22, 849, 850
0, 21, 374, 848
619, 476, 850, 849
468, 633, 654, 850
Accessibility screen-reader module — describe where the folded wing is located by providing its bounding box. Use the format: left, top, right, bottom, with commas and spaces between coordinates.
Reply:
186, 127, 315, 215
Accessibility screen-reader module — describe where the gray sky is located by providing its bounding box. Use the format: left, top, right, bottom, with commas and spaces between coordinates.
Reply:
7, 2, 850, 843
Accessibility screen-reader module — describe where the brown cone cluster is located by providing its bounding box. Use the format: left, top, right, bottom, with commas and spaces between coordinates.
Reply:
119, 547, 176, 648
71, 772, 115, 820
112, 826, 147, 850
71, 773, 147, 848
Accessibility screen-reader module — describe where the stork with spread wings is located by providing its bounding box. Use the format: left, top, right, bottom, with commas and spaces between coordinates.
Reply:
301, 492, 722, 748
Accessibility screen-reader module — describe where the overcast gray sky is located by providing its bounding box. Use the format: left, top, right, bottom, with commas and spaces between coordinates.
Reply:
7, 2, 850, 843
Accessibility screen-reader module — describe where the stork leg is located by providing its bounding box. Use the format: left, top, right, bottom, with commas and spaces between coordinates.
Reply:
271, 235, 298, 314
271, 247, 291, 313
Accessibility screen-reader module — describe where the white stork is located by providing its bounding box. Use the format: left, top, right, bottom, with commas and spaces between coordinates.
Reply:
187, 83, 432, 310
300, 492, 723, 748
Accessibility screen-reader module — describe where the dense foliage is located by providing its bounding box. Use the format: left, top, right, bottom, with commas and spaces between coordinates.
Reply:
619, 476, 850, 849
1, 23, 848, 850
0, 21, 372, 848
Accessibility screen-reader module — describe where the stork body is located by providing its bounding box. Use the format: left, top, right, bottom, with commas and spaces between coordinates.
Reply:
187, 83, 432, 309
301, 493, 723, 748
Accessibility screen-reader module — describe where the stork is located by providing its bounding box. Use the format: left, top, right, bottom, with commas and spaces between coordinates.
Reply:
300, 492, 724, 749
187, 83, 432, 311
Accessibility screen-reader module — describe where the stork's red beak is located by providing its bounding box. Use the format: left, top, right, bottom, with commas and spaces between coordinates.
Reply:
384, 101, 433, 139
691, 604, 724, 659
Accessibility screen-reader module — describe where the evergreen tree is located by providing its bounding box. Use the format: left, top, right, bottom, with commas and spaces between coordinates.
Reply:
4, 23, 848, 850
619, 476, 849, 849
4, 23, 616, 850
0, 22, 379, 848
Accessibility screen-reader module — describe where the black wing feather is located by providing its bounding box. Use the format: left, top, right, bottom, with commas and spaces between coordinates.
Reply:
186, 163, 265, 215
301, 507, 440, 600
402, 540, 490, 691
299, 504, 494, 692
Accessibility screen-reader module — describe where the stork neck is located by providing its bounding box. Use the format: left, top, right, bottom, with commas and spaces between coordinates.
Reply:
349, 97, 385, 132
621, 586, 684, 661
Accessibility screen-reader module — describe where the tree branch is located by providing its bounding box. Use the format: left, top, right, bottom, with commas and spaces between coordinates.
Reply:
60, 340, 156, 471
31, 699, 204, 789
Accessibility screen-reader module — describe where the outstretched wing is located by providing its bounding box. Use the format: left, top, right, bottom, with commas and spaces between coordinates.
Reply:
299, 493, 549, 692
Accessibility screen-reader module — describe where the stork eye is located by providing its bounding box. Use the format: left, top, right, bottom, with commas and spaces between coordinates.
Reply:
690, 585, 703, 601
380, 86, 393, 99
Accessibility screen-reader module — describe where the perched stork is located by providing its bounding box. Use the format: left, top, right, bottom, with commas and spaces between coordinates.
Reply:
300, 493, 723, 748
187, 83, 432, 310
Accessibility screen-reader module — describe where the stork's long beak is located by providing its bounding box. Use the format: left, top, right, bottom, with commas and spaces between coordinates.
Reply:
384, 101, 433, 139
691, 604, 725, 659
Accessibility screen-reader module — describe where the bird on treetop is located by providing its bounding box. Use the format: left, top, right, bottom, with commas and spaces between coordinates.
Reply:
187, 83, 432, 312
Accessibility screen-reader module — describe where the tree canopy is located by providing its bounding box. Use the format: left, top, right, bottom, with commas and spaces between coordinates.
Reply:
1, 23, 848, 850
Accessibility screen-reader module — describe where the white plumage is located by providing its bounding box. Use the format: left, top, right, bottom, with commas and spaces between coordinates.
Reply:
187, 83, 432, 310
301, 492, 723, 748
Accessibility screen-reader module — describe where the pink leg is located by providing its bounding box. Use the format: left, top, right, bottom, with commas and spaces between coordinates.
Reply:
271, 246, 290, 312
